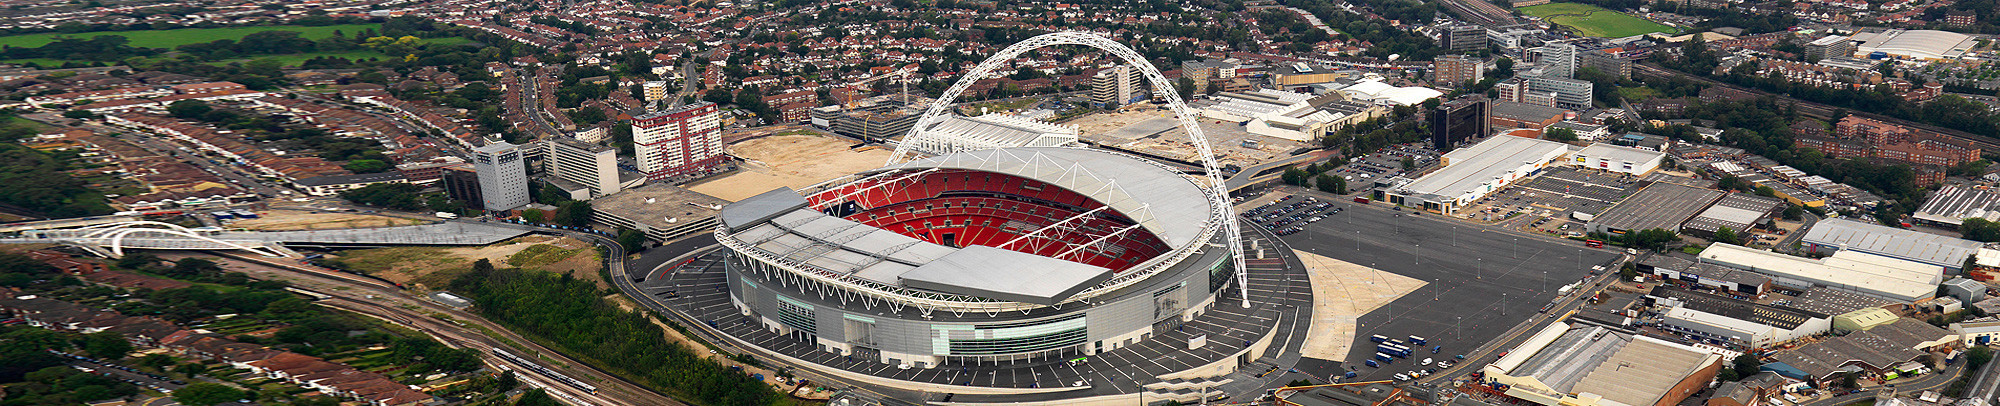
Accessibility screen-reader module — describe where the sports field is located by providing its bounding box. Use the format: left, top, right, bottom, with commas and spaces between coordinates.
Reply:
1518, 3, 1675, 38
0, 24, 381, 49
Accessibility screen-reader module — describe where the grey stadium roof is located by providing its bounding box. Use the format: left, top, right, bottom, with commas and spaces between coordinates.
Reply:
872, 147, 1215, 248
1803, 218, 1979, 268
718, 147, 1215, 305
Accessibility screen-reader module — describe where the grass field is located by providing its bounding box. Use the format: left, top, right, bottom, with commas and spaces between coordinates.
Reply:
0, 24, 381, 49
1518, 3, 1676, 38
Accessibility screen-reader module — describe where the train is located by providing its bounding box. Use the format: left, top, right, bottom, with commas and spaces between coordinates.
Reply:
492, 349, 598, 394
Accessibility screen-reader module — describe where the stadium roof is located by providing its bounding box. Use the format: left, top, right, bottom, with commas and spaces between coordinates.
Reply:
1802, 218, 1980, 269
898, 245, 1113, 304
874, 147, 1213, 248
1851, 29, 1977, 60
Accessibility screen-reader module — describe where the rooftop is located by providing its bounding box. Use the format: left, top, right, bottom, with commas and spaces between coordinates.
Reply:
1588, 182, 1724, 232
1684, 193, 1784, 234
593, 183, 729, 227
1394, 136, 1570, 202
1913, 184, 2000, 227
1489, 101, 1569, 122
1698, 243, 1943, 302
1769, 318, 1950, 379
1497, 322, 1717, 406
1802, 218, 1980, 269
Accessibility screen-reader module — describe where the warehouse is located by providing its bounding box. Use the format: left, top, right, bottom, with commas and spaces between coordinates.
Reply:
1585, 182, 1725, 235
1802, 218, 1980, 272
1682, 193, 1785, 239
1482, 321, 1722, 406
1849, 29, 1978, 61
1381, 136, 1570, 214
1697, 243, 1943, 303
1912, 184, 2000, 228
1637, 255, 1771, 295
1570, 143, 1665, 176
1765, 318, 1954, 385
1646, 286, 1831, 348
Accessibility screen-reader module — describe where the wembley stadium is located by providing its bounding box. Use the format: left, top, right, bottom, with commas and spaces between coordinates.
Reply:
715, 147, 1239, 367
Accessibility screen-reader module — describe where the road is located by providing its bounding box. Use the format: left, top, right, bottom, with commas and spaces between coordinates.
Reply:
1796, 361, 1967, 406
185, 250, 683, 406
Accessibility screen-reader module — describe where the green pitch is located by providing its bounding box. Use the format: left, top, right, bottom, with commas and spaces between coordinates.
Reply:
0, 24, 381, 49
1518, 3, 1676, 38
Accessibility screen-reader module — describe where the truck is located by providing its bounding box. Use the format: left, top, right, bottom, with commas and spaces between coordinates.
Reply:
435, 212, 459, 219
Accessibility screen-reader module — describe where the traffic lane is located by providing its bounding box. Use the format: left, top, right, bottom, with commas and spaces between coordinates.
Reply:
1282, 201, 1619, 382
628, 233, 720, 281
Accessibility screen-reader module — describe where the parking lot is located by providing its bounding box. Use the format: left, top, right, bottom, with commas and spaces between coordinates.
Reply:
1277, 197, 1622, 383
1461, 167, 1640, 231
1326, 143, 1439, 185
1241, 194, 1342, 236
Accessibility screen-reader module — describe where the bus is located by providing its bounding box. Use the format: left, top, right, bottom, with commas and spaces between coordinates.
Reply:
1378, 344, 1412, 358
1585, 240, 1605, 248
1370, 335, 1390, 343
1408, 335, 1428, 345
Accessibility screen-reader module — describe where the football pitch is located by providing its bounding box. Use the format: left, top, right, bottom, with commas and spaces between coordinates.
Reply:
1519, 3, 1676, 38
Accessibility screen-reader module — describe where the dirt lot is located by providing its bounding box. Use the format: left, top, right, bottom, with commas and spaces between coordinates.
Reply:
325, 235, 603, 290
231, 210, 431, 231
688, 134, 892, 201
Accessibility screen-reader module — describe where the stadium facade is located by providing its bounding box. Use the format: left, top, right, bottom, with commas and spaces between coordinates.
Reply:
716, 147, 1236, 366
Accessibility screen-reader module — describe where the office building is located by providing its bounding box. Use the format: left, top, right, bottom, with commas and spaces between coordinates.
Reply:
1181, 59, 1233, 93
1579, 50, 1630, 79
1441, 25, 1489, 53
472, 141, 530, 212
1804, 35, 1855, 61
632, 101, 726, 183
1431, 95, 1490, 151
1497, 73, 1594, 110
548, 137, 623, 199
1534, 43, 1578, 78
1091, 64, 1145, 108
1434, 55, 1486, 87
643, 81, 671, 104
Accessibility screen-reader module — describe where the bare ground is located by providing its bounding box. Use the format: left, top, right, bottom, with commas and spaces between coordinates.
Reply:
328, 236, 605, 291
231, 211, 432, 231
688, 134, 892, 201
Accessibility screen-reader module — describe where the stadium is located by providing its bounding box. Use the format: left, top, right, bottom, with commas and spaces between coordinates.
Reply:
717, 146, 1237, 367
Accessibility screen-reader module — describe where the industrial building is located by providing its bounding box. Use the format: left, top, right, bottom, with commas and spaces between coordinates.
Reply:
1570, 143, 1665, 176
1913, 184, 2000, 228
1801, 218, 1980, 272
1697, 243, 1944, 303
632, 101, 727, 183
1636, 255, 1772, 295
590, 183, 729, 244
1681, 193, 1785, 239
1382, 136, 1569, 214
1481, 321, 1722, 406
1849, 29, 1978, 61
1488, 101, 1568, 132
1645, 286, 1832, 348
1765, 318, 1954, 385
1585, 182, 1724, 235
1199, 90, 1385, 142
471, 141, 529, 212
900, 114, 1079, 156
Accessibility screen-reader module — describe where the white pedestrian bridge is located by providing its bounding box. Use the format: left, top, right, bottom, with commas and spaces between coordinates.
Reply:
1, 220, 532, 258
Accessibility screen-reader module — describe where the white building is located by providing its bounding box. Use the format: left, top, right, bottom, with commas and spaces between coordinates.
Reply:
1950, 317, 2000, 346
472, 141, 530, 211
1657, 306, 1831, 348
1535, 42, 1579, 78
903, 114, 1079, 155
548, 137, 623, 199
1383, 136, 1570, 213
1336, 78, 1443, 106
1698, 243, 1943, 303
1090, 64, 1145, 108
1571, 143, 1665, 175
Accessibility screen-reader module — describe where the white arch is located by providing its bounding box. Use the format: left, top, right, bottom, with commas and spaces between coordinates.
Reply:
890, 32, 1253, 308
101, 227, 283, 257
36, 221, 284, 257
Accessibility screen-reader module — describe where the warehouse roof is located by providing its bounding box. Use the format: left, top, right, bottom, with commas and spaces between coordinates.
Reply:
1698, 243, 1943, 302
1589, 182, 1724, 233
1913, 184, 2000, 227
1500, 322, 1717, 406
1684, 193, 1784, 234
1490, 101, 1569, 123
1575, 143, 1665, 165
1648, 286, 1827, 329
1393, 136, 1569, 202
1803, 218, 1980, 269
1769, 318, 1950, 379
1851, 29, 1977, 60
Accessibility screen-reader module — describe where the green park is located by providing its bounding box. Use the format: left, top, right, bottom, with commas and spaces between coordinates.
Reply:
1518, 3, 1678, 38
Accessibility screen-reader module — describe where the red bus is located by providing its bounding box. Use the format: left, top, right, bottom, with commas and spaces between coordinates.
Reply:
1585, 240, 1605, 248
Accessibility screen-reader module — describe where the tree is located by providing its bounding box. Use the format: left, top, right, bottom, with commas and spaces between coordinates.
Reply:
1281, 168, 1309, 186
1717, 175, 1751, 192
555, 200, 592, 227
1401, 156, 1415, 170
1318, 175, 1347, 194
117, 252, 162, 270
342, 159, 390, 173
1626, 228, 1679, 251
168, 100, 213, 119
1713, 226, 1740, 245
617, 228, 647, 252
1964, 218, 2000, 242
62, 110, 97, 119
1177, 77, 1196, 99
1754, 185, 1776, 198
81, 331, 132, 359
175, 382, 246, 406
1731, 354, 1761, 380
1841, 372, 1858, 389
1546, 127, 1579, 142
1783, 205, 1803, 221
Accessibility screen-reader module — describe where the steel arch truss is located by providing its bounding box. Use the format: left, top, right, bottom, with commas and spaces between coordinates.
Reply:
890, 31, 1254, 308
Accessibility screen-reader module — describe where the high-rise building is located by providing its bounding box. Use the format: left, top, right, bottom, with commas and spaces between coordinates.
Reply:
1434, 55, 1486, 86
643, 81, 671, 105
471, 141, 530, 212
549, 137, 623, 199
1534, 43, 1578, 78
1181, 59, 1232, 93
1091, 64, 1145, 108
1493, 78, 1524, 102
1431, 95, 1491, 151
1578, 50, 1631, 79
1496, 73, 1593, 110
442, 164, 482, 210
1440, 25, 1489, 53
632, 101, 726, 182
1804, 35, 1855, 61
